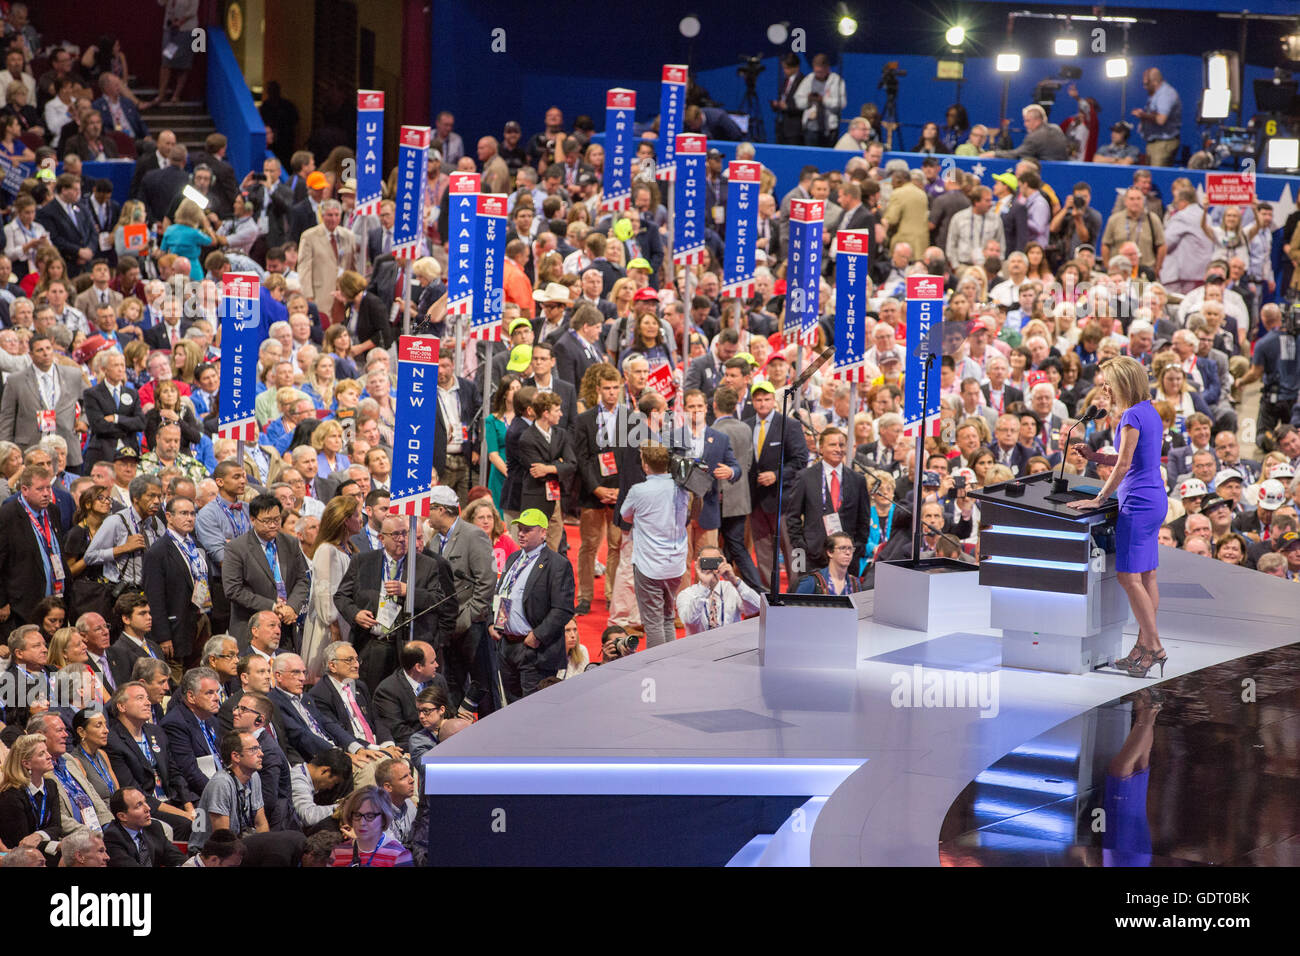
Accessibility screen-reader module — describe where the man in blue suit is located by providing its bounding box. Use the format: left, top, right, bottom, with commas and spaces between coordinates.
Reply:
93, 73, 149, 140
160, 667, 225, 798
679, 389, 740, 570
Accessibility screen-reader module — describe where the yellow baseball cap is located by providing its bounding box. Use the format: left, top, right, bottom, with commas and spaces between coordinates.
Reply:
736, 351, 758, 368
627, 257, 653, 272
512, 508, 550, 528
508, 317, 533, 335
751, 380, 775, 395
506, 344, 533, 372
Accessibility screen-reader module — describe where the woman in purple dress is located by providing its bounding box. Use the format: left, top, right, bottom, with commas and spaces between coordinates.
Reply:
1069, 356, 1168, 677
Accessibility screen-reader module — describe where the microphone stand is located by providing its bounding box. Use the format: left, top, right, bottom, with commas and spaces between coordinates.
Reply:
1051, 405, 1099, 495
769, 347, 836, 605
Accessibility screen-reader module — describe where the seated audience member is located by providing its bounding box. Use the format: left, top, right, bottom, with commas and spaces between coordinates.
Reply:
329, 785, 414, 866
183, 828, 246, 867
102, 787, 187, 867
795, 531, 868, 595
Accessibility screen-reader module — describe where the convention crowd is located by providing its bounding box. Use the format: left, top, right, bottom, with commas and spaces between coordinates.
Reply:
0, 5, 1298, 868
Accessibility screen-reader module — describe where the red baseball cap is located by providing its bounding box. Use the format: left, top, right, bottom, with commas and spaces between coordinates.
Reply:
633, 287, 660, 302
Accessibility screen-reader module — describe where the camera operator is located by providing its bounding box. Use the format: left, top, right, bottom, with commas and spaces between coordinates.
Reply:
771, 54, 805, 146
1048, 181, 1102, 262
675, 546, 762, 636
793, 54, 845, 148
1239, 303, 1300, 438
599, 624, 638, 663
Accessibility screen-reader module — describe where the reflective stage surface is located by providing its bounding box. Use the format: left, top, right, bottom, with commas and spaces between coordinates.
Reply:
940, 643, 1300, 867
427, 549, 1300, 865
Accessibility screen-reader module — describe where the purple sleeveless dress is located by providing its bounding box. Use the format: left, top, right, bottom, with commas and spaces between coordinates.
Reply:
1115, 401, 1165, 573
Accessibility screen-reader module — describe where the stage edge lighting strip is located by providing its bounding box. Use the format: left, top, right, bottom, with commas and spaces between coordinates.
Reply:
422, 757, 866, 796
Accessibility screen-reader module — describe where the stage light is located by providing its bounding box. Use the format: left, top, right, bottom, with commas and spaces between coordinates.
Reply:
996, 53, 1022, 73
1105, 57, 1128, 78
1285, 33, 1300, 62
837, 15, 858, 37
678, 16, 700, 38
1054, 37, 1078, 57
1205, 52, 1229, 91
1200, 89, 1231, 120
767, 22, 789, 45
945, 25, 965, 47
1266, 137, 1299, 170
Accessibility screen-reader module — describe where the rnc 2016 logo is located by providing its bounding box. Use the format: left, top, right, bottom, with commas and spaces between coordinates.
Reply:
907, 276, 943, 299
675, 134, 706, 154
729, 161, 761, 183
837, 232, 866, 254
791, 199, 824, 222
477, 195, 506, 217
358, 91, 384, 110
663, 65, 687, 84
607, 89, 636, 109
400, 126, 431, 148
399, 337, 440, 364
450, 172, 480, 194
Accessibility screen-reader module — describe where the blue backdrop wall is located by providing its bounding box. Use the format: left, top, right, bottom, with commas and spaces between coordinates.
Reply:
431, 0, 1299, 149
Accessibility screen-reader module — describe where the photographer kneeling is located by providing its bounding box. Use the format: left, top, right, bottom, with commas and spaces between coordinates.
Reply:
676, 546, 763, 636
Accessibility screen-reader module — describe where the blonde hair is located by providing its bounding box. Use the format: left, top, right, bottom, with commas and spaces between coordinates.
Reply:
1098, 356, 1151, 409
46, 627, 81, 670
1, 734, 47, 791
311, 419, 344, 451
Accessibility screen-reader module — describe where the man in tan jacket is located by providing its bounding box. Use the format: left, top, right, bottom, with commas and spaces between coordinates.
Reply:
882, 168, 928, 261
297, 199, 357, 317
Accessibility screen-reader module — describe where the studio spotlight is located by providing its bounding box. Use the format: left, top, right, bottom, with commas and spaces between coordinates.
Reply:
1105, 57, 1128, 79
945, 25, 965, 47
767, 22, 789, 45
678, 16, 701, 39
1199, 50, 1238, 123
838, 15, 858, 38
1266, 137, 1299, 171
996, 53, 1022, 73
1054, 37, 1078, 57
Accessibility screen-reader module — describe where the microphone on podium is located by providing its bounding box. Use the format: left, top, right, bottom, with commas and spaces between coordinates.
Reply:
1052, 404, 1102, 494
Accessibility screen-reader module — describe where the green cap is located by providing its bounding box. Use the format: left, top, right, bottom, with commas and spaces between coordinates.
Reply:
992, 171, 1018, 191
512, 508, 550, 528
751, 380, 775, 395
508, 317, 533, 335
627, 257, 652, 272
506, 344, 533, 372
736, 351, 758, 367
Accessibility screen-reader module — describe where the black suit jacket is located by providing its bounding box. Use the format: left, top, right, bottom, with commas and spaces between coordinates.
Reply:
106, 634, 165, 689
129, 150, 164, 200
143, 319, 194, 351
216, 688, 298, 763
495, 545, 575, 674
160, 701, 221, 798
82, 380, 147, 467
193, 152, 238, 219
521, 376, 577, 431
306, 677, 379, 749
268, 686, 352, 761
103, 819, 186, 867
985, 441, 1033, 477
552, 330, 604, 394
573, 405, 620, 507
0, 779, 62, 863
36, 199, 97, 273
775, 70, 806, 140
372, 670, 422, 751
0, 497, 66, 626
139, 165, 189, 224
142, 534, 206, 660
743, 410, 810, 513
684, 353, 725, 400
333, 549, 456, 652
518, 422, 577, 515
288, 198, 317, 245
787, 463, 871, 568
981, 383, 1024, 412
107, 718, 196, 808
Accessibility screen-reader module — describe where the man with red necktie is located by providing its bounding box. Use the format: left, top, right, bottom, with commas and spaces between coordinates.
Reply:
787, 426, 871, 574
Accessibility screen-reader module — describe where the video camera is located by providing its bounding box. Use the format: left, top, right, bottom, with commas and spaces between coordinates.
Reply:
738, 55, 766, 91
878, 61, 906, 94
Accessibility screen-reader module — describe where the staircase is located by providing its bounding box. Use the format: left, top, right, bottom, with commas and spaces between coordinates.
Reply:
132, 87, 219, 155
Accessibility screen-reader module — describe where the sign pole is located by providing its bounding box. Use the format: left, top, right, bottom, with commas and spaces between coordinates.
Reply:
478, 339, 494, 489
903, 275, 944, 563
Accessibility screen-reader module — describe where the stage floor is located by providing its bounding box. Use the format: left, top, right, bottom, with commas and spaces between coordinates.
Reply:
426, 549, 1300, 866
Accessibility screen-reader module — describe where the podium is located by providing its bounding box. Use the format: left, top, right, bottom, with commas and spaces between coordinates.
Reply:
971, 472, 1126, 675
